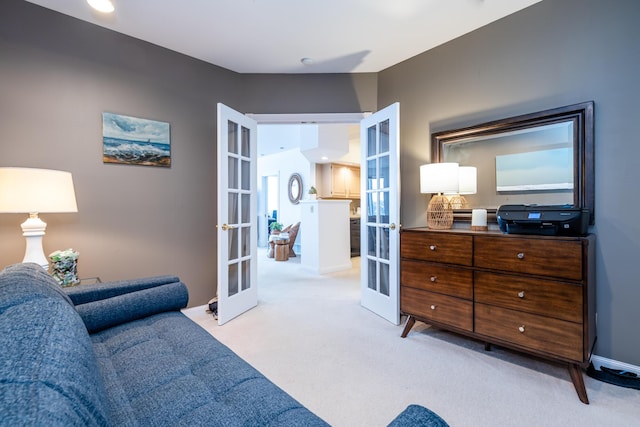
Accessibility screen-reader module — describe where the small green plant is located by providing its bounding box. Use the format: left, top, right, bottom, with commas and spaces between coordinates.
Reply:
308, 186, 317, 194
270, 221, 283, 232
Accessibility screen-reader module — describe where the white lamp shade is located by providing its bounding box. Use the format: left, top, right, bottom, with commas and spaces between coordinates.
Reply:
420, 162, 459, 194
0, 167, 78, 213
458, 166, 477, 195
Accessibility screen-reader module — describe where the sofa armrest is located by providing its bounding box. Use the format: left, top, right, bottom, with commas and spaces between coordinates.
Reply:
70, 279, 189, 333
387, 405, 449, 427
64, 275, 181, 305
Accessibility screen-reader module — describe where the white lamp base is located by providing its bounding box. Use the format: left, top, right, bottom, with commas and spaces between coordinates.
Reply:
21, 213, 49, 269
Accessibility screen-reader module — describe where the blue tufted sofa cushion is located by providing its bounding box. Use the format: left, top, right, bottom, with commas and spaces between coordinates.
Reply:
90, 311, 328, 426
0, 263, 111, 426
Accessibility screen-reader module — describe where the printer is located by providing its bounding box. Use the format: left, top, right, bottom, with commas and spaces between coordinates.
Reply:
497, 204, 590, 236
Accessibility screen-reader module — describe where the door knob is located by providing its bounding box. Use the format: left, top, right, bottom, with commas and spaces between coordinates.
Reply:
388, 223, 396, 230
219, 224, 235, 231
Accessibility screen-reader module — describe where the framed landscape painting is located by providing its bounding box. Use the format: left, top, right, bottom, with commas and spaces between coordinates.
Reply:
102, 112, 171, 167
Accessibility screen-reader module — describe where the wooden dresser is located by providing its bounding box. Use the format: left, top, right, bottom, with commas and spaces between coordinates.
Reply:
400, 228, 596, 403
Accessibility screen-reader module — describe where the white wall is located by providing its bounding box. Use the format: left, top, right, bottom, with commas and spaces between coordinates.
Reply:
257, 148, 314, 253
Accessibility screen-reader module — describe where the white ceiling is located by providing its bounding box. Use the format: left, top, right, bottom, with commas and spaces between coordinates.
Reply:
24, 0, 542, 74
257, 123, 361, 163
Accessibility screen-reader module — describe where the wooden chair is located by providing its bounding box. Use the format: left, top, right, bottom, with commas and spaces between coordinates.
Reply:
281, 222, 300, 257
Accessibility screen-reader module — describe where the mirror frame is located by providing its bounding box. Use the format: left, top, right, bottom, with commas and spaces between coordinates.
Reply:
432, 101, 594, 224
288, 173, 303, 205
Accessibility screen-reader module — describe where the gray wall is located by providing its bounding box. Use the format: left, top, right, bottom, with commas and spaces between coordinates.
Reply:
0, 0, 377, 306
241, 73, 378, 114
378, 0, 640, 365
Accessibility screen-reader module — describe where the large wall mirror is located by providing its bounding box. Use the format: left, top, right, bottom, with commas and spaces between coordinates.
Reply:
432, 101, 594, 224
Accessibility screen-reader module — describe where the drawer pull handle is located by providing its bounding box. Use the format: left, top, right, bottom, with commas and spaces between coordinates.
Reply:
430, 305, 437, 310
517, 252, 525, 260
429, 245, 437, 251
518, 325, 526, 333
430, 276, 437, 282
518, 291, 525, 298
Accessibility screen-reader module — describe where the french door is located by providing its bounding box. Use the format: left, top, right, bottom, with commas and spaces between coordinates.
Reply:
216, 103, 258, 325
360, 103, 401, 325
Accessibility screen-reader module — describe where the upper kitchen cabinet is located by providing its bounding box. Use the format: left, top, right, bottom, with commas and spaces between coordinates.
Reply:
320, 163, 360, 199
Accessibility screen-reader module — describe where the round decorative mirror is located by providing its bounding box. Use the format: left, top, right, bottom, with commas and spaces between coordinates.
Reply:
288, 173, 303, 205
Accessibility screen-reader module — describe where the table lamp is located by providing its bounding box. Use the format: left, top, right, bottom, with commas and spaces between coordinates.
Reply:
446, 166, 477, 209
420, 162, 459, 229
0, 167, 78, 269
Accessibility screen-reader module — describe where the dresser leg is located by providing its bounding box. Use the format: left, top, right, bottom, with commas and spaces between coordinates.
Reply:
568, 363, 590, 404
401, 316, 416, 338
484, 343, 492, 351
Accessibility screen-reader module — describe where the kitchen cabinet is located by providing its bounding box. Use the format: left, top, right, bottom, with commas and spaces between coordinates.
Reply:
320, 164, 360, 199
350, 218, 360, 257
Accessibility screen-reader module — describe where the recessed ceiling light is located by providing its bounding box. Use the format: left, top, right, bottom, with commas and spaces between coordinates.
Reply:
87, 0, 115, 13
300, 57, 314, 66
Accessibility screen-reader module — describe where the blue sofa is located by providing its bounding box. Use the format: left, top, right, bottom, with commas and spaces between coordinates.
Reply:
0, 263, 448, 426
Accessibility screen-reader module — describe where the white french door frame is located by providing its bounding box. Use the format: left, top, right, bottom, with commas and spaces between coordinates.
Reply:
216, 103, 258, 325
360, 102, 401, 325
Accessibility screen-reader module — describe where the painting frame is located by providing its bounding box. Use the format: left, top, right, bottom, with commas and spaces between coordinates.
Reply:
102, 112, 171, 167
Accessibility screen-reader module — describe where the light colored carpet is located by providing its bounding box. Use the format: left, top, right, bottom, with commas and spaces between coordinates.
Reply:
183, 249, 640, 427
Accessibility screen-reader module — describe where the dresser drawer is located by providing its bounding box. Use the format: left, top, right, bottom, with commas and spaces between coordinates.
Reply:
474, 236, 583, 281
475, 271, 582, 323
401, 259, 472, 299
475, 303, 583, 361
401, 231, 472, 266
401, 286, 472, 331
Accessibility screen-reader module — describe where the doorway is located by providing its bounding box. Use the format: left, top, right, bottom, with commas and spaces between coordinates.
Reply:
258, 174, 279, 248
253, 113, 368, 301
254, 116, 365, 257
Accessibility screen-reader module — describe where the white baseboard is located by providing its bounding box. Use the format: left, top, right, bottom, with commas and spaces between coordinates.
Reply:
591, 355, 640, 376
